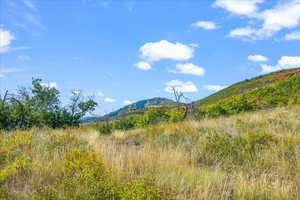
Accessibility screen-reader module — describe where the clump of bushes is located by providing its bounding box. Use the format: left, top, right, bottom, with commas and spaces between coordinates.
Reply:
200, 130, 278, 169
97, 108, 185, 134
0, 78, 97, 130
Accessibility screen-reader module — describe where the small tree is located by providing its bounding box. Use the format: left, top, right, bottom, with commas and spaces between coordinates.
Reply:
0, 78, 98, 130
68, 91, 98, 126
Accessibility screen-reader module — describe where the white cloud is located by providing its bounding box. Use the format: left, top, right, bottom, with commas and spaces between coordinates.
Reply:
256, 1, 300, 39
139, 40, 194, 62
260, 64, 281, 73
40, 82, 58, 89
285, 30, 300, 40
165, 80, 198, 93
214, 0, 265, 16
17, 55, 31, 60
0, 28, 14, 53
134, 61, 152, 70
248, 54, 268, 62
217, 0, 300, 40
278, 56, 300, 67
260, 56, 300, 73
204, 85, 227, 91
104, 97, 116, 103
123, 100, 134, 105
229, 27, 256, 38
191, 21, 217, 30
170, 63, 205, 76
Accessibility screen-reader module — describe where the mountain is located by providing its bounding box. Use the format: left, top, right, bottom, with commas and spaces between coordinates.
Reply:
195, 67, 300, 106
102, 97, 175, 119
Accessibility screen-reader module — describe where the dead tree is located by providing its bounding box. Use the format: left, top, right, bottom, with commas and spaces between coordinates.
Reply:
171, 87, 189, 119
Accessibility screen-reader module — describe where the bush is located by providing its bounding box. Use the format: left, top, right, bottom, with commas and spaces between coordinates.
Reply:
200, 131, 277, 169
119, 179, 164, 200
97, 121, 113, 134
113, 117, 136, 130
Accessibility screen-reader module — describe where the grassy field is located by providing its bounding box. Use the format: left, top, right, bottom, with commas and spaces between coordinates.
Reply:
1, 105, 300, 199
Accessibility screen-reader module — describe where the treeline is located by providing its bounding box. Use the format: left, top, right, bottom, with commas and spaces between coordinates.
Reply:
0, 78, 97, 130
201, 73, 300, 118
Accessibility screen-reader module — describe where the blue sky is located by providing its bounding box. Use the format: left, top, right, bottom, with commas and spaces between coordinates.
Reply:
1, 0, 300, 115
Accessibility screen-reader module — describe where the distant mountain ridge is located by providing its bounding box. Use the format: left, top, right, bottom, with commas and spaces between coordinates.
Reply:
102, 97, 175, 119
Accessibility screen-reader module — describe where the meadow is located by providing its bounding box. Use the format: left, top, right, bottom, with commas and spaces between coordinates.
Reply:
1, 104, 300, 199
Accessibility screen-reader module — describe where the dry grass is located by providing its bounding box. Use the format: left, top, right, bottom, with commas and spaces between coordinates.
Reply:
1, 105, 300, 199
77, 105, 300, 200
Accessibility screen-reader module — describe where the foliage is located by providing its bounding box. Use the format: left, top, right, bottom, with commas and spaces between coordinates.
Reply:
0, 78, 97, 130
196, 68, 299, 106
201, 73, 300, 118
97, 108, 185, 134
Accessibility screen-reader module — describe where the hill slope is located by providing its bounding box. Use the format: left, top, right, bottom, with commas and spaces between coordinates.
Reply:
196, 68, 300, 106
102, 97, 175, 119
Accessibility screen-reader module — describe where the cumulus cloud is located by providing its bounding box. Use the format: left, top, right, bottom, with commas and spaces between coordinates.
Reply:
0, 28, 14, 53
104, 97, 116, 103
191, 21, 217, 30
123, 100, 134, 105
285, 30, 300, 40
278, 56, 300, 67
170, 63, 205, 76
248, 54, 268, 62
217, 0, 300, 40
165, 80, 198, 93
214, 0, 265, 16
204, 85, 227, 91
229, 27, 256, 38
139, 40, 194, 62
261, 56, 300, 73
40, 82, 58, 89
134, 61, 152, 70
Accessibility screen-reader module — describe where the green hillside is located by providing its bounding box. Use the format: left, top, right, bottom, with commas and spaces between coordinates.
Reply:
196, 68, 300, 106
200, 68, 300, 118
102, 97, 175, 119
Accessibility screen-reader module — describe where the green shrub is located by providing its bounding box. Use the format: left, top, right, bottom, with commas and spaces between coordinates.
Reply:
200, 131, 277, 169
97, 122, 113, 134
119, 179, 164, 200
113, 117, 136, 130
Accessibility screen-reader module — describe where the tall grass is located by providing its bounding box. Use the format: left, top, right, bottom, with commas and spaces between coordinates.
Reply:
1, 105, 300, 199
88, 105, 300, 200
